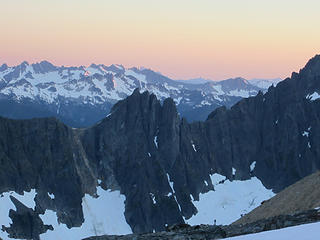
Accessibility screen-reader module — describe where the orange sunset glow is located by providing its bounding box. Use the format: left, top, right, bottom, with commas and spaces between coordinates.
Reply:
1, 0, 320, 80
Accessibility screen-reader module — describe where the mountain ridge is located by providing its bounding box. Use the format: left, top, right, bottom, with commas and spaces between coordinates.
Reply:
0, 55, 319, 239
0, 60, 278, 127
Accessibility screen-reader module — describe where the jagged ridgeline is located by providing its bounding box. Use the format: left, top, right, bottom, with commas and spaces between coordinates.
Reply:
0, 55, 320, 239
0, 61, 270, 128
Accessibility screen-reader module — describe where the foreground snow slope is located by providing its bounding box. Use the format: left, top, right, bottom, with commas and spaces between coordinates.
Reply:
225, 221, 320, 240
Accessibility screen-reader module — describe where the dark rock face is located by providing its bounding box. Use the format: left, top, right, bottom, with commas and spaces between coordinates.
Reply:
2, 197, 52, 240
0, 56, 320, 238
0, 117, 97, 232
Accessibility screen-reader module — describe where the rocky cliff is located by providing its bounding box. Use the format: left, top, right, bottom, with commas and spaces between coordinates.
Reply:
1, 56, 320, 239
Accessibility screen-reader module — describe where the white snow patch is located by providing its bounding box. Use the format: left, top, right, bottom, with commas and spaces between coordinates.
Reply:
114, 64, 124, 70
148, 152, 151, 157
302, 127, 311, 138
224, 221, 320, 240
204, 180, 209, 186
232, 167, 236, 175
150, 193, 156, 204
186, 174, 274, 226
154, 136, 158, 148
228, 89, 251, 98
39, 186, 131, 240
125, 69, 146, 83
190, 194, 194, 201
166, 173, 182, 212
192, 143, 197, 152
306, 92, 320, 101
174, 97, 183, 105
275, 120, 278, 124
250, 161, 256, 172
201, 100, 211, 106
249, 79, 279, 89
308, 142, 311, 148
212, 85, 224, 95
48, 192, 55, 200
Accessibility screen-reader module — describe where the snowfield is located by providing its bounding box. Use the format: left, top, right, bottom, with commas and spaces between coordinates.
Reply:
39, 186, 131, 240
0, 172, 276, 240
0, 186, 131, 240
186, 174, 275, 225
225, 221, 320, 240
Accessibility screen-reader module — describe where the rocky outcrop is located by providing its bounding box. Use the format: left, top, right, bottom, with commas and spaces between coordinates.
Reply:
2, 196, 52, 240
0, 56, 320, 238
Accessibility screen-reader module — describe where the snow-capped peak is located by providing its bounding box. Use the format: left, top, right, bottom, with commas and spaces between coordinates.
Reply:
0, 60, 274, 126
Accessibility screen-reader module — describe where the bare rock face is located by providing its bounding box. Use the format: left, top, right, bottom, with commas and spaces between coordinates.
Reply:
2, 196, 53, 240
0, 56, 320, 238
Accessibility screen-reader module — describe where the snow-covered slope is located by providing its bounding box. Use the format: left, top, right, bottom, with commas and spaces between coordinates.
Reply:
248, 78, 281, 89
39, 186, 131, 240
0, 61, 270, 126
0, 173, 274, 240
0, 61, 261, 106
186, 174, 274, 226
0, 185, 131, 240
225, 221, 320, 240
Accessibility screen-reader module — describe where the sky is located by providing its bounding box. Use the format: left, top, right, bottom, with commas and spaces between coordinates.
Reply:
0, 0, 320, 80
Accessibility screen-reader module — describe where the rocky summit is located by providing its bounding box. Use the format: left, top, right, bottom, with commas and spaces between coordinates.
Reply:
0, 55, 320, 239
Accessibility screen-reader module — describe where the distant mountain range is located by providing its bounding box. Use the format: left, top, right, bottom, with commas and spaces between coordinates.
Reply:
176, 77, 281, 87
0, 61, 281, 127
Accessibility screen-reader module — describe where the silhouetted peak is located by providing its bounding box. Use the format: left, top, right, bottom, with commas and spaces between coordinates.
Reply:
299, 54, 320, 77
